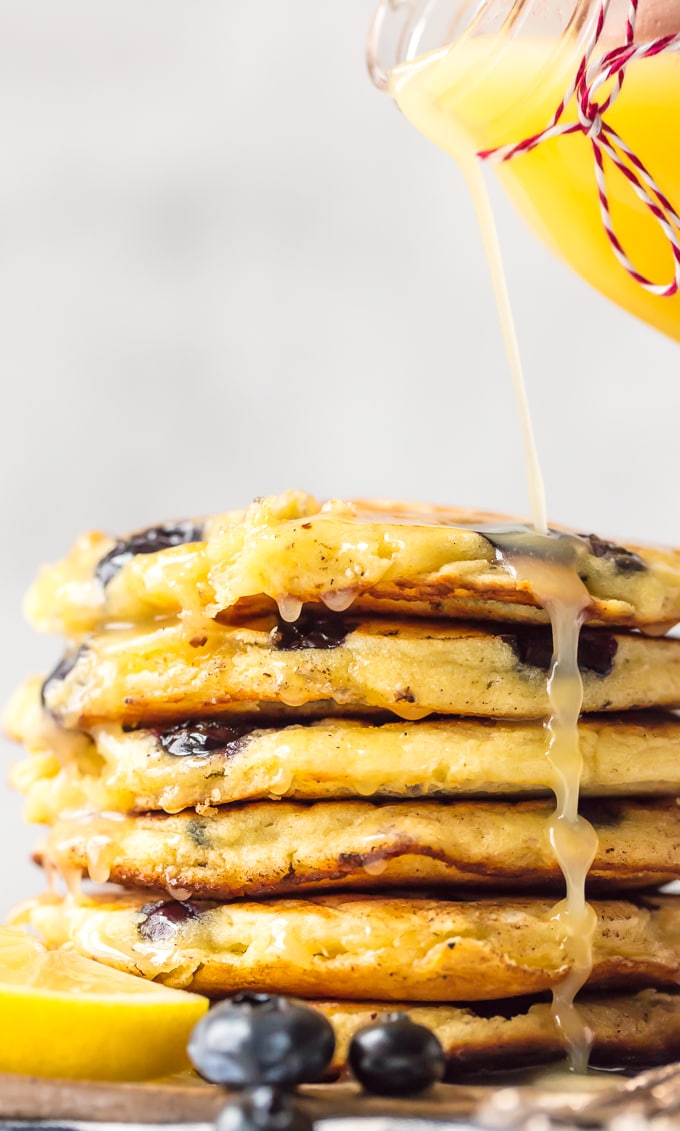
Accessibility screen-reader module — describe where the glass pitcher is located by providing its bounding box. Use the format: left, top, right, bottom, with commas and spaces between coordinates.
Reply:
367, 0, 680, 341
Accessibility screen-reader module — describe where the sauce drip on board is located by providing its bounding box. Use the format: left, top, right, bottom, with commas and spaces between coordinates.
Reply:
389, 53, 605, 1069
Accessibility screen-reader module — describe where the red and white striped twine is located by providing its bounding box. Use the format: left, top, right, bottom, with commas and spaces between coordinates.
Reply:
478, 0, 680, 297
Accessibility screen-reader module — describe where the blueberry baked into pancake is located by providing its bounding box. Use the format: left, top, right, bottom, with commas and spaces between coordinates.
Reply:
25, 491, 680, 635
10, 681, 680, 819
35, 798, 680, 897
36, 616, 680, 728
6, 490, 680, 1074
15, 890, 680, 1001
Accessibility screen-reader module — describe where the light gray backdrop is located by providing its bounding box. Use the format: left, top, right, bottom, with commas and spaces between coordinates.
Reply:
1, 1, 678, 916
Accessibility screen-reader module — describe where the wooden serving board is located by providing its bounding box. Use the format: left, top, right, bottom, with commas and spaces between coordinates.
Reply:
0, 1076, 478, 1124
1, 1066, 680, 1128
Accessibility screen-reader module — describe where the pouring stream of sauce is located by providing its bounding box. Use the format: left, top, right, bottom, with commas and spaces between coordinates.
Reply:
390, 59, 600, 1069
483, 530, 599, 1071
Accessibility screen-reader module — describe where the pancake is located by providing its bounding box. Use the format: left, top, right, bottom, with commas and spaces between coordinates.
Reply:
25, 492, 680, 636
39, 614, 680, 729
10, 681, 680, 820
315, 989, 680, 1072
37, 798, 680, 897
15, 890, 680, 1001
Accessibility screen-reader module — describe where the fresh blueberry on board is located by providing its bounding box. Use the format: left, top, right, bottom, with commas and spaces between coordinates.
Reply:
348, 1012, 446, 1095
216, 1086, 313, 1131
188, 993, 335, 1088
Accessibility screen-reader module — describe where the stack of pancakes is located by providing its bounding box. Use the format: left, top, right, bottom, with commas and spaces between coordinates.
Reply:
7, 490, 680, 1074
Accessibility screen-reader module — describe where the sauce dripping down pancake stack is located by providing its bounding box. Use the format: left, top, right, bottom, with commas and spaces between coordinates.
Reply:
6, 490, 680, 1074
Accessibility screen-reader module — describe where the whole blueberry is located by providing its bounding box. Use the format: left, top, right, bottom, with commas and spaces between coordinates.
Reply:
188, 993, 335, 1087
348, 1013, 446, 1095
216, 1087, 312, 1131
95, 520, 203, 587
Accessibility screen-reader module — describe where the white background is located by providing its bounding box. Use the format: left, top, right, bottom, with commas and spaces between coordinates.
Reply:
1, 1, 678, 915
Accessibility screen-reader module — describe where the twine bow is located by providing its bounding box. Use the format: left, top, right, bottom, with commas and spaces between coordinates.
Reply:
478, 0, 680, 297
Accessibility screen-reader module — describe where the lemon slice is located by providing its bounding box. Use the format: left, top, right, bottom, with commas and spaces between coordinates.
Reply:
0, 926, 208, 1081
